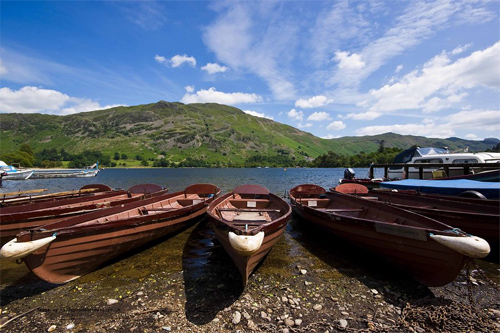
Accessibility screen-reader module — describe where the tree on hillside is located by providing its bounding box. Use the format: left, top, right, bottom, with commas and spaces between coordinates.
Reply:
1, 144, 36, 167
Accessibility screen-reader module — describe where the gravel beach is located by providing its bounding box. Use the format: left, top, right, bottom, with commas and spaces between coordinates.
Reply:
1, 218, 498, 332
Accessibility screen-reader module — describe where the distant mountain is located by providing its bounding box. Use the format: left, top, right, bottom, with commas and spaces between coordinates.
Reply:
0, 101, 497, 166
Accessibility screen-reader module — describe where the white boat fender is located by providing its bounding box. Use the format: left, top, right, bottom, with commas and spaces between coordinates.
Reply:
0, 234, 57, 260
430, 233, 490, 258
228, 231, 264, 257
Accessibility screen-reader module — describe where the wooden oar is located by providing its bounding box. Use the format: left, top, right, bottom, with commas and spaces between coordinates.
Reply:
0, 188, 100, 203
0, 189, 48, 197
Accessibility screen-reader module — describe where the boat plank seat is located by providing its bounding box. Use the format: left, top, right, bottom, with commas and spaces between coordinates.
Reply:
299, 198, 330, 208
141, 208, 176, 214
229, 199, 270, 209
319, 208, 365, 212
218, 208, 281, 213
177, 198, 204, 206
232, 222, 266, 227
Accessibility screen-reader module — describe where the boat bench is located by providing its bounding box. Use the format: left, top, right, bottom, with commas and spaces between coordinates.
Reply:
229, 199, 270, 209
319, 208, 365, 212
298, 198, 330, 208
177, 199, 204, 206
218, 208, 280, 213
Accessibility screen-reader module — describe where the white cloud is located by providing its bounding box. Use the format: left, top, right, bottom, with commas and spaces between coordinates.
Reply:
465, 133, 479, 140
171, 54, 196, 67
367, 42, 500, 114
295, 95, 333, 108
395, 65, 403, 73
327, 121, 346, 131
334, 51, 365, 70
202, 63, 229, 74
307, 112, 331, 121
287, 108, 304, 121
184, 85, 195, 93
243, 110, 274, 120
155, 54, 196, 68
356, 121, 455, 138
180, 87, 262, 105
355, 109, 500, 139
297, 122, 313, 129
0, 86, 122, 115
322, 134, 341, 139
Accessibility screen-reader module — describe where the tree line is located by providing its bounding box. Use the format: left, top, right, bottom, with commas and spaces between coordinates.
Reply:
2, 142, 499, 169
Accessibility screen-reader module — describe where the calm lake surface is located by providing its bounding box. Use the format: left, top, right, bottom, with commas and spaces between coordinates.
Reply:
0, 167, 381, 195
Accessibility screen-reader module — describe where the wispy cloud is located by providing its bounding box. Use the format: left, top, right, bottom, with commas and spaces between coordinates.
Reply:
119, 1, 167, 31
203, 2, 298, 100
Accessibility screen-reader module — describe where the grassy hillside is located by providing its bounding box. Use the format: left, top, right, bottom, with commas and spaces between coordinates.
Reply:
1, 101, 497, 167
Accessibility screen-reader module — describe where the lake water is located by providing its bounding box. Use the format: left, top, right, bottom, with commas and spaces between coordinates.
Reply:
0, 167, 380, 195
1, 167, 497, 300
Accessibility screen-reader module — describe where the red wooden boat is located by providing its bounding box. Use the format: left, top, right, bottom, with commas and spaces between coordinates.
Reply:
333, 183, 499, 252
0, 184, 168, 247
207, 185, 292, 287
0, 183, 220, 284
289, 184, 490, 287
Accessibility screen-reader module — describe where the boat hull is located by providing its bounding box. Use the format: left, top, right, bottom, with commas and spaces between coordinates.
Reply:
9, 184, 220, 284
211, 215, 288, 286
25, 208, 207, 284
289, 185, 473, 287
3, 170, 34, 180
207, 185, 291, 286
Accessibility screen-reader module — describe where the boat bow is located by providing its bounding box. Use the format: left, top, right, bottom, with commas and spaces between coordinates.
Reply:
228, 231, 265, 256
0, 234, 56, 260
430, 233, 490, 258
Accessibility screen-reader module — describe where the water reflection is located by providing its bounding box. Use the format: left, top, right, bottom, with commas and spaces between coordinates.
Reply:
182, 220, 243, 324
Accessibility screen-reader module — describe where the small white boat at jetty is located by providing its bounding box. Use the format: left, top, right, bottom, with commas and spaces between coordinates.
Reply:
31, 163, 100, 179
0, 161, 34, 180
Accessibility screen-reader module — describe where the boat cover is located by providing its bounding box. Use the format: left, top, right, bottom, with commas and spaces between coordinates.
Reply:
380, 179, 500, 199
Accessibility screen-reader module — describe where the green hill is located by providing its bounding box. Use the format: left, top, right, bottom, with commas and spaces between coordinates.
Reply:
0, 101, 498, 167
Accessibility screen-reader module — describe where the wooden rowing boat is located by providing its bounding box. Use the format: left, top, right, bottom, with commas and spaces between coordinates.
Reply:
333, 183, 499, 254
334, 184, 499, 253
0, 184, 168, 247
289, 184, 490, 287
0, 183, 220, 284
207, 184, 292, 287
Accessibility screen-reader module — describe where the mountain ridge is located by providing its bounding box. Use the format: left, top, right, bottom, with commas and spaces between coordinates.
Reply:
1, 101, 497, 167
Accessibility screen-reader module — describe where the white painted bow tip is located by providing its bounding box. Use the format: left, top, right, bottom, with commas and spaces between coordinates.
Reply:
0, 235, 56, 260
430, 234, 490, 258
228, 231, 264, 257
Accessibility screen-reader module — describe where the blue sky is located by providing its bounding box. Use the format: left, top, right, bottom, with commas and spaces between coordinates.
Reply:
1, 0, 499, 140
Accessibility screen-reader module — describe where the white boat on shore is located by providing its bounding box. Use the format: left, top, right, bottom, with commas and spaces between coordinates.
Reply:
0, 161, 34, 180
388, 147, 500, 180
